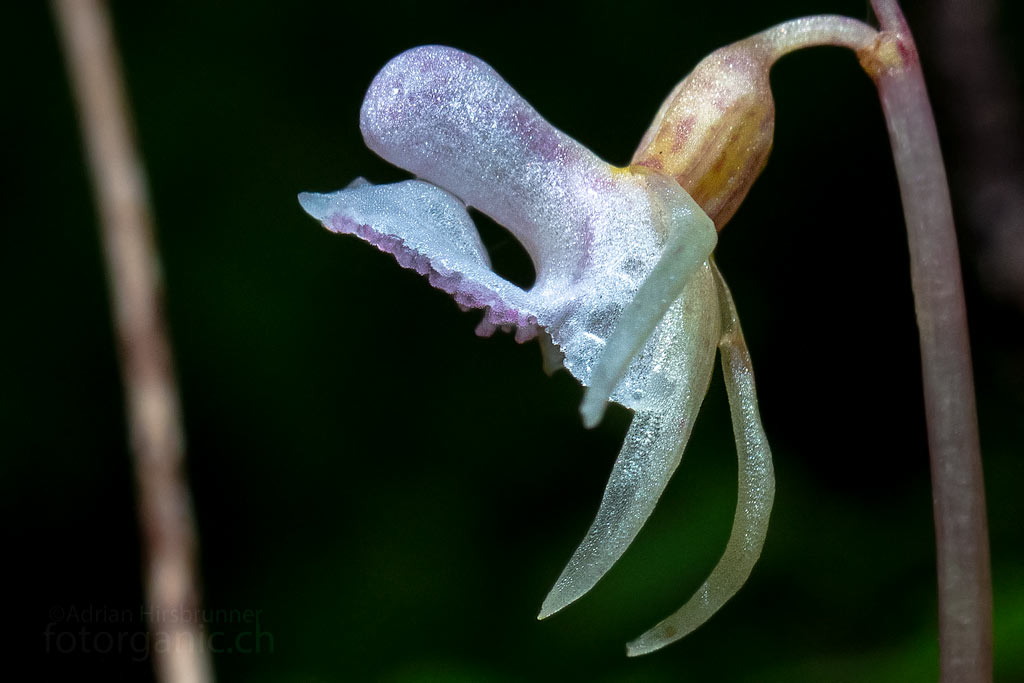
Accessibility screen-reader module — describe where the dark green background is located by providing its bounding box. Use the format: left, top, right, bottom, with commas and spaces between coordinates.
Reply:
7, 1, 1022, 680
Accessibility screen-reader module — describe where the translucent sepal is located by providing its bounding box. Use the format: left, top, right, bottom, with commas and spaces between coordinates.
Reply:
538, 263, 720, 619
626, 262, 774, 656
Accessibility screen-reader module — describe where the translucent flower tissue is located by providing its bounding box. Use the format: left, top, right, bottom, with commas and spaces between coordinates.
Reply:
299, 44, 774, 655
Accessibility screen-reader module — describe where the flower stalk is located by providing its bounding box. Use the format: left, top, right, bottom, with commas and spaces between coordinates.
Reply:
864, 3, 992, 680
614, 0, 992, 671
732, 3, 991, 679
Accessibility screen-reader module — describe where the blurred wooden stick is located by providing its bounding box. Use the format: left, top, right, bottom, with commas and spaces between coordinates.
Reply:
51, 2, 212, 682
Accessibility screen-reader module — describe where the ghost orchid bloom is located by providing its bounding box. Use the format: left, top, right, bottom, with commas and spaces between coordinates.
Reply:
301, 0, 991, 671
299, 42, 770, 653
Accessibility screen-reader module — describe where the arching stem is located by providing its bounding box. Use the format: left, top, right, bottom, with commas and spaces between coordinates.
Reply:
863, 3, 992, 680
758, 3, 992, 680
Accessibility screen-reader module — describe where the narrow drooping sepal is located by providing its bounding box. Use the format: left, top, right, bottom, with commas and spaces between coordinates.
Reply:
539, 263, 720, 619
626, 263, 774, 656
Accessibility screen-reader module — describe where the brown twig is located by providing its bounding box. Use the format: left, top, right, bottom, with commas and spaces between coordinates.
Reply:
864, 1, 993, 680
51, 1, 212, 681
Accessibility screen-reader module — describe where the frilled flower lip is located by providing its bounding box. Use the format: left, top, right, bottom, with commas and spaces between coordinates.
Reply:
300, 179, 540, 335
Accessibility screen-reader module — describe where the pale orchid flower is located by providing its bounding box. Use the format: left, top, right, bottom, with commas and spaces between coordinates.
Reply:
299, 3, 991, 668
299, 42, 773, 655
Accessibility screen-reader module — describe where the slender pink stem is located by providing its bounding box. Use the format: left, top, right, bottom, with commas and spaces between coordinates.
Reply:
754, 4, 992, 677
865, 2, 992, 680
51, 2, 213, 682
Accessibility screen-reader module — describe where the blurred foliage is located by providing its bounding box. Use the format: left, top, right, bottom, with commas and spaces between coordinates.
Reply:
5, 0, 1022, 681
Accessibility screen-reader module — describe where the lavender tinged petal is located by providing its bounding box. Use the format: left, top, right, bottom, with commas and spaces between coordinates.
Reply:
627, 264, 773, 656
539, 264, 719, 619
359, 44, 614, 282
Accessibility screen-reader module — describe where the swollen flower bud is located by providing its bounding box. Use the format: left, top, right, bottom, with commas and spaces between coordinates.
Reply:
631, 39, 775, 229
